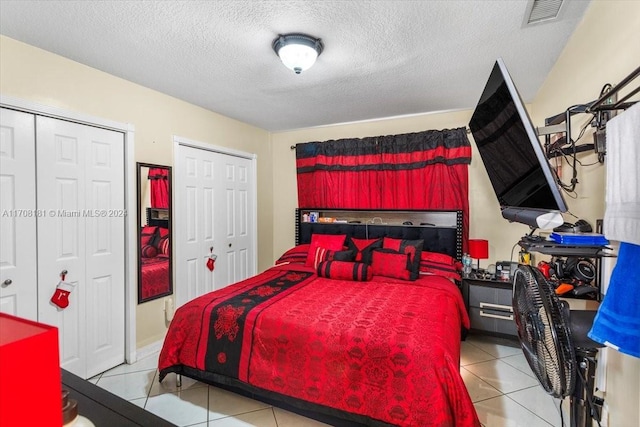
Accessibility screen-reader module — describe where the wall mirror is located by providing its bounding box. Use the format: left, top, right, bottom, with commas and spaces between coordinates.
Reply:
137, 163, 172, 303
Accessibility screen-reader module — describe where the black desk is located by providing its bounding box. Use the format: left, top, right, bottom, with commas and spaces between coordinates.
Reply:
61, 369, 177, 427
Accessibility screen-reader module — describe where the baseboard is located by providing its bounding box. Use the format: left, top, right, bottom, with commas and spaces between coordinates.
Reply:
134, 338, 164, 362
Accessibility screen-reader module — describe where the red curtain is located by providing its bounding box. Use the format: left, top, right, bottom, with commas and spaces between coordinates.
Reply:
296, 128, 471, 250
148, 168, 169, 209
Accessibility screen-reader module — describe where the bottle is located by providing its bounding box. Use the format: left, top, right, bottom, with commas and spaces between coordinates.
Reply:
462, 253, 473, 277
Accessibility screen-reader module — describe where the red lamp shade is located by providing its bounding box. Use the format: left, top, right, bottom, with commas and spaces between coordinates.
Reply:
468, 239, 489, 260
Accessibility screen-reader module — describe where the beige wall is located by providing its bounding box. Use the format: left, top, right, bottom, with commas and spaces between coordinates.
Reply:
0, 35, 273, 349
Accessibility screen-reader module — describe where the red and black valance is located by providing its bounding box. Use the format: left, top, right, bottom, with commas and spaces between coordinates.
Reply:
148, 168, 169, 209
295, 127, 472, 251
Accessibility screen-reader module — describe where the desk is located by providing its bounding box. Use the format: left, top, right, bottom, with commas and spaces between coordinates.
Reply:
62, 369, 176, 427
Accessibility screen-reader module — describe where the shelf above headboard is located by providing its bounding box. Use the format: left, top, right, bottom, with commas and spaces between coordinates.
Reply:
295, 208, 462, 260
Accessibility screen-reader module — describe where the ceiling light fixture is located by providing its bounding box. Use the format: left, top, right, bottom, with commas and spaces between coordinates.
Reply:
272, 33, 324, 74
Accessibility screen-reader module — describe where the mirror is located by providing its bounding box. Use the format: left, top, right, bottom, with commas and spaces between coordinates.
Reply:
137, 163, 172, 303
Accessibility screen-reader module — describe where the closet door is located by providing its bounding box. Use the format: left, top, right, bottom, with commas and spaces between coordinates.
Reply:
0, 109, 37, 320
176, 145, 255, 307
218, 154, 253, 285
36, 116, 125, 379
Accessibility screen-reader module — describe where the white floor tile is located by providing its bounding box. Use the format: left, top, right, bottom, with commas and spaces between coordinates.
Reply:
96, 369, 156, 400
208, 408, 277, 426
102, 353, 159, 377
461, 340, 497, 366
273, 407, 332, 426
474, 395, 553, 427
149, 371, 208, 397
129, 397, 147, 408
208, 386, 271, 421
466, 335, 523, 359
460, 366, 503, 402
145, 387, 210, 426
463, 359, 539, 394
500, 353, 536, 378
507, 385, 563, 426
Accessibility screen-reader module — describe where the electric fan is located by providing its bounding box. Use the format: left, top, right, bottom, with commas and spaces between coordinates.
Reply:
512, 265, 604, 427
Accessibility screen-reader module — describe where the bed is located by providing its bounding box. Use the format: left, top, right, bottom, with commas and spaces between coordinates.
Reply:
139, 225, 171, 301
159, 209, 480, 427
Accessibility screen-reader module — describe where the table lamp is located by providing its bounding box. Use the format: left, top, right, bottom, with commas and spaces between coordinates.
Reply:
468, 239, 489, 270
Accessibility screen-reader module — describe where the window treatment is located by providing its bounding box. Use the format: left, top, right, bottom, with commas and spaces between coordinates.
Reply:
296, 127, 472, 250
148, 168, 169, 209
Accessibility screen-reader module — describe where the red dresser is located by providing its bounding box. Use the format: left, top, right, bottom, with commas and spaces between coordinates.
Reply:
0, 313, 62, 426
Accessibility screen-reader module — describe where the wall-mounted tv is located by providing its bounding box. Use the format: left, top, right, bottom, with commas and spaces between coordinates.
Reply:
469, 58, 568, 227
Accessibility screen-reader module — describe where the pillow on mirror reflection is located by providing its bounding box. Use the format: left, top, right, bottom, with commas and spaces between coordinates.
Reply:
141, 244, 158, 258
158, 237, 170, 256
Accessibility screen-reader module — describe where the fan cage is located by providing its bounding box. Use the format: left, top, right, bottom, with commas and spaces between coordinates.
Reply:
512, 265, 576, 398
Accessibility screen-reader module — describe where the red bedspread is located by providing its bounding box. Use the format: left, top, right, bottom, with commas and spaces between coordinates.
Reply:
140, 255, 170, 300
159, 265, 479, 427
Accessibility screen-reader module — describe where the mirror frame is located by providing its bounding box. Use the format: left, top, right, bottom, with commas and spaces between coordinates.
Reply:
137, 162, 173, 304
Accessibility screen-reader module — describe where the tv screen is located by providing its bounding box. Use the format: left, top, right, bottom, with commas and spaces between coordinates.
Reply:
469, 58, 568, 213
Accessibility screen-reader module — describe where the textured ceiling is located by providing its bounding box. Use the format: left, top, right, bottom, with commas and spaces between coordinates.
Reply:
0, 0, 591, 131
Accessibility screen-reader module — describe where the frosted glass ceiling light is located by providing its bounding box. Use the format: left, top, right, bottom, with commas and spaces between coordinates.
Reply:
272, 33, 323, 74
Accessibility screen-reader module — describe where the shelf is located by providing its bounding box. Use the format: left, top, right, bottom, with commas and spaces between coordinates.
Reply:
518, 240, 615, 257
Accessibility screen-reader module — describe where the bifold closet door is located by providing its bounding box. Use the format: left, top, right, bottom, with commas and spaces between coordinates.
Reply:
0, 108, 37, 320
36, 116, 125, 379
176, 145, 254, 307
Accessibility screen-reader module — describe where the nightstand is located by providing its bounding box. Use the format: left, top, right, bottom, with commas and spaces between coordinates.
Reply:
462, 277, 518, 338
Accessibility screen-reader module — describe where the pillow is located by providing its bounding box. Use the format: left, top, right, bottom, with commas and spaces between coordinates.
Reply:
312, 247, 356, 269
347, 237, 382, 264
382, 237, 423, 280
370, 249, 411, 280
317, 261, 372, 282
305, 234, 347, 267
158, 227, 170, 239
141, 226, 159, 247
157, 236, 170, 256
420, 251, 461, 281
141, 244, 158, 258
275, 244, 310, 265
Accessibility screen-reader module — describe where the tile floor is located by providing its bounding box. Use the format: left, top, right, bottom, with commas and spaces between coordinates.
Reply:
91, 334, 570, 427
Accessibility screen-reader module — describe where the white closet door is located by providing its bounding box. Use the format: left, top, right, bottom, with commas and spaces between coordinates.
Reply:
0, 109, 37, 320
36, 116, 125, 379
178, 146, 216, 304
219, 154, 252, 285
176, 145, 255, 308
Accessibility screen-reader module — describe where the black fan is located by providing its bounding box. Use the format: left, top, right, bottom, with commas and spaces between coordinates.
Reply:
512, 265, 605, 427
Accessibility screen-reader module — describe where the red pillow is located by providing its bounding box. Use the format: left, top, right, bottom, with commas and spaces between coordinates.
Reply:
312, 247, 356, 269
347, 237, 382, 264
420, 251, 461, 280
141, 244, 158, 258
305, 234, 347, 267
317, 261, 372, 282
370, 249, 411, 280
141, 226, 159, 246
382, 237, 423, 280
157, 237, 170, 256
275, 244, 311, 265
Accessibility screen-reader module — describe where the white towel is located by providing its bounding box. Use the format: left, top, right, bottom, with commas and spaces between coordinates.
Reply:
603, 102, 640, 245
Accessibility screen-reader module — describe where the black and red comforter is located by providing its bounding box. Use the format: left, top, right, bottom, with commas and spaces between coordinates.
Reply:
159, 264, 479, 427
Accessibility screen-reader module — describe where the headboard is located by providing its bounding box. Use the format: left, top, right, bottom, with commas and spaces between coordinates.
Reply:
295, 208, 463, 260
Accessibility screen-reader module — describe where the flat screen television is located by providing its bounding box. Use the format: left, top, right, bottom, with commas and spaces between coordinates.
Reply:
469, 58, 568, 228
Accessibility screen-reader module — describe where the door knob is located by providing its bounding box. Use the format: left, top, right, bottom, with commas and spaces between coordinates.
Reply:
2, 279, 12, 286
228, 243, 232, 248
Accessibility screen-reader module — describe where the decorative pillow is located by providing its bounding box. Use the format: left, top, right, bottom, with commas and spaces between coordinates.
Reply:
317, 261, 372, 282
141, 226, 159, 247
141, 244, 158, 258
382, 237, 424, 280
305, 234, 347, 267
312, 247, 356, 269
347, 237, 382, 264
419, 251, 461, 281
275, 244, 311, 265
157, 236, 170, 256
370, 249, 411, 280
158, 227, 170, 239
